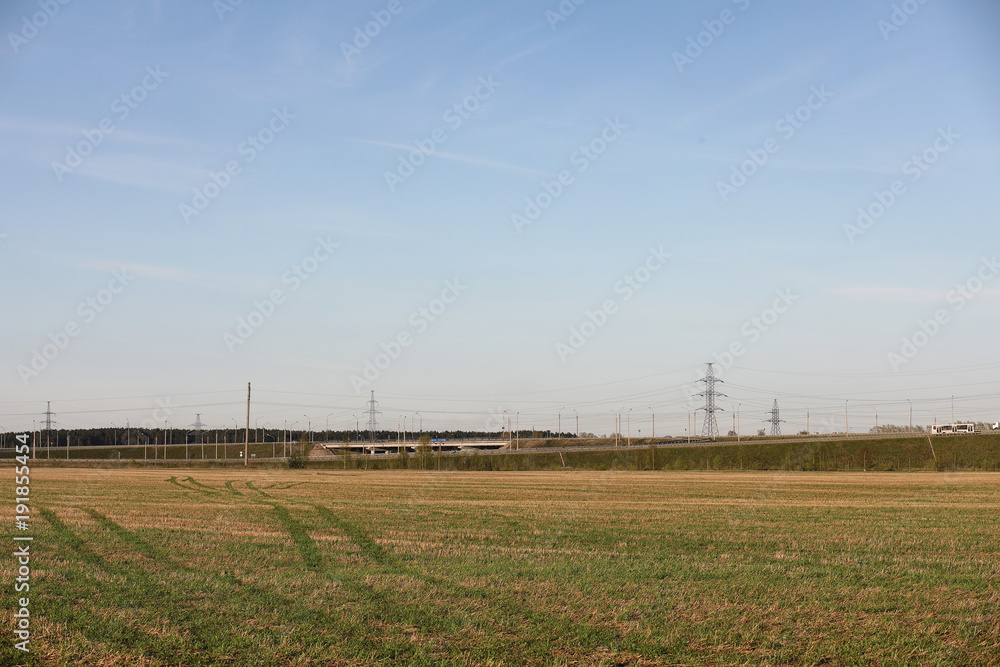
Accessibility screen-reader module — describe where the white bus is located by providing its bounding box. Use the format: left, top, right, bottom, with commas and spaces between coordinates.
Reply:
930, 423, 977, 435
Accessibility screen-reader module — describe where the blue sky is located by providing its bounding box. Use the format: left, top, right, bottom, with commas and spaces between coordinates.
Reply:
1, 0, 998, 436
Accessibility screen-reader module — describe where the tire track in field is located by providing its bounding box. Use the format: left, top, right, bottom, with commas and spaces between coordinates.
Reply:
245, 480, 271, 497
41, 506, 383, 664
224, 480, 244, 495
39, 507, 248, 661
165, 475, 219, 495
308, 503, 633, 661
183, 476, 220, 493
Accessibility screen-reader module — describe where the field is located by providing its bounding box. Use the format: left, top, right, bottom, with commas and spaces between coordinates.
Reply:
3, 469, 999, 666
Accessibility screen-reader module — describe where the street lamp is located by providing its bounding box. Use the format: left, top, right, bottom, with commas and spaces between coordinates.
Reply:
415, 411, 422, 433
231, 418, 238, 458
684, 408, 692, 444
737, 404, 741, 442
649, 407, 654, 439
303, 415, 311, 442
627, 408, 632, 445
907, 398, 912, 431
573, 409, 578, 438
503, 410, 510, 443
872, 407, 878, 436
558, 408, 563, 437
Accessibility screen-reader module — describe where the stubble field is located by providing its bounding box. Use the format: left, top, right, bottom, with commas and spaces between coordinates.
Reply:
2, 468, 999, 666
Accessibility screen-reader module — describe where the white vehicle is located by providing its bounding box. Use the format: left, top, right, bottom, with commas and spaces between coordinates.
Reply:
930, 423, 977, 435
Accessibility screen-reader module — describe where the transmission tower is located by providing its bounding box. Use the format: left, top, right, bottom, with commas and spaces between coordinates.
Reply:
43, 401, 55, 448
765, 400, 784, 436
191, 414, 205, 444
365, 391, 382, 444
696, 363, 726, 439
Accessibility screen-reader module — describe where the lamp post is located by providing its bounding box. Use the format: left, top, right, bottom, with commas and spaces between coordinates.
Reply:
304, 415, 311, 442
907, 399, 912, 431
573, 409, 578, 438
684, 408, 691, 444
649, 407, 654, 439
845, 400, 849, 437
515, 412, 519, 450
872, 407, 878, 436
558, 408, 563, 437
231, 418, 238, 459
627, 408, 632, 445
415, 411, 422, 433
737, 404, 741, 442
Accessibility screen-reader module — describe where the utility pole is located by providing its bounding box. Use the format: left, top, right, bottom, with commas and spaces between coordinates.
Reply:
245, 382, 251, 466
845, 400, 849, 437
558, 408, 562, 437
649, 407, 654, 439
907, 399, 912, 431
627, 408, 632, 445
737, 404, 741, 442
574, 409, 578, 437
515, 412, 519, 450
951, 395, 954, 424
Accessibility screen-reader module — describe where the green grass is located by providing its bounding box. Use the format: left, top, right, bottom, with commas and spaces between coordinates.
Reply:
2, 468, 998, 665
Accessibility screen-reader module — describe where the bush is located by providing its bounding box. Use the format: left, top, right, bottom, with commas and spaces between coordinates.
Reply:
288, 434, 308, 469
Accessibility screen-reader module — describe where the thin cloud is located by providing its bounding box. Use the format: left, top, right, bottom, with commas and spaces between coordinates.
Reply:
353, 138, 547, 176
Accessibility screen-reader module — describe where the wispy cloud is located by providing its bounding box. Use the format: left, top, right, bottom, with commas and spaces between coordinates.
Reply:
829, 286, 951, 302
75, 259, 264, 292
352, 138, 547, 176
74, 154, 205, 193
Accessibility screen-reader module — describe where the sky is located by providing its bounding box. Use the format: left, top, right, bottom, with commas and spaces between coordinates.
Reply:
1, 0, 999, 438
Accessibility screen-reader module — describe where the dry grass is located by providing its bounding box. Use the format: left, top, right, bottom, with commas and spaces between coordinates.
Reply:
2, 468, 998, 665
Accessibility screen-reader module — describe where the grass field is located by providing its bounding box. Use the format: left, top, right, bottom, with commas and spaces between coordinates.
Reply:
3, 469, 999, 665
